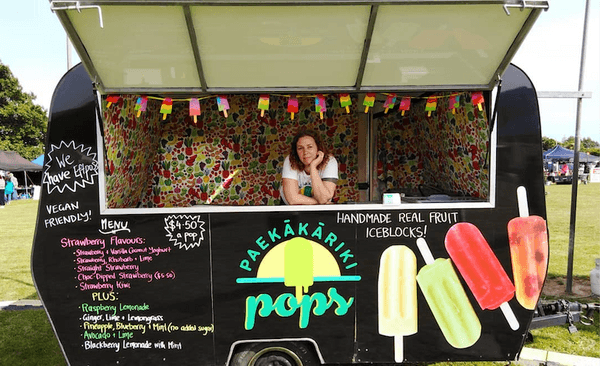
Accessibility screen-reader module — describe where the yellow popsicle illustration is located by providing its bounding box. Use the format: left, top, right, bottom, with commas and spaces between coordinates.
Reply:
284, 237, 314, 301
378, 245, 417, 362
416, 238, 481, 349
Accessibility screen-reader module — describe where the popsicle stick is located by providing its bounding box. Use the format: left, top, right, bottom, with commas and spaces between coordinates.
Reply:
416, 238, 435, 265
516, 186, 529, 217
500, 302, 519, 330
394, 335, 403, 362
295, 286, 303, 302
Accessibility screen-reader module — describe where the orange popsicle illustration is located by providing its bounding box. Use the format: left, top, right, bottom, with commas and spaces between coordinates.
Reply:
284, 237, 314, 301
416, 238, 481, 349
445, 223, 519, 330
378, 245, 417, 362
508, 186, 549, 310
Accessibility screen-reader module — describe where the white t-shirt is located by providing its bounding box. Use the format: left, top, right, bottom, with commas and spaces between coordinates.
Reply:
280, 155, 338, 204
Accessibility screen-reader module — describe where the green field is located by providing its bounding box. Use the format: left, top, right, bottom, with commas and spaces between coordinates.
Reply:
1, 184, 598, 365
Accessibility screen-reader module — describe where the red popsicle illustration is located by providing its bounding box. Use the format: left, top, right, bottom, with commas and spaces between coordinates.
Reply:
106, 95, 119, 107
445, 222, 519, 330
189, 98, 201, 123
287, 95, 298, 120
508, 186, 549, 310
472, 92, 484, 111
399, 97, 411, 116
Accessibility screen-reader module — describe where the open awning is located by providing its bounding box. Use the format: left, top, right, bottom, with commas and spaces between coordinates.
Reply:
50, 0, 548, 95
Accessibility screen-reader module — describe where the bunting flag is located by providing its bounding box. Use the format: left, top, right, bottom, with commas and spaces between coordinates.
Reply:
384, 93, 397, 114
399, 97, 411, 116
135, 96, 147, 117
160, 98, 173, 120
287, 95, 298, 120
340, 94, 351, 114
217, 95, 230, 118
315, 94, 326, 119
363, 93, 376, 113
425, 97, 437, 117
189, 98, 201, 123
258, 94, 270, 117
103, 92, 480, 122
472, 92, 484, 111
449, 94, 460, 114
106, 95, 119, 107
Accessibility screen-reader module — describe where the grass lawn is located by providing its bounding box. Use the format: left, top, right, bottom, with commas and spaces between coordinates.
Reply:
0, 185, 598, 365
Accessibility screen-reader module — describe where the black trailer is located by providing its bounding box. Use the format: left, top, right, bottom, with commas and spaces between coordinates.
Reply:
34, 1, 551, 365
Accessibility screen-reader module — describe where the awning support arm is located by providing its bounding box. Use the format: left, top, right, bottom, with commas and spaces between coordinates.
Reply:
503, 1, 548, 16
50, 1, 104, 28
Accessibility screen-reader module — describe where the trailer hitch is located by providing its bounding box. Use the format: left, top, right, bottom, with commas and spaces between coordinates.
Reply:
529, 299, 599, 330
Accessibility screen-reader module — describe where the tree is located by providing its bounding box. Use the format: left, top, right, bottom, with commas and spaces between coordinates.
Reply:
542, 136, 557, 151
0, 60, 47, 160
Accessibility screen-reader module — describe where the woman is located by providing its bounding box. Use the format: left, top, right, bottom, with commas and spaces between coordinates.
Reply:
280, 130, 338, 205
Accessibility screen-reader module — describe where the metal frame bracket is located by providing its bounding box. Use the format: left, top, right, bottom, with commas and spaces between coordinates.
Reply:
504, 1, 549, 16
50, 1, 104, 28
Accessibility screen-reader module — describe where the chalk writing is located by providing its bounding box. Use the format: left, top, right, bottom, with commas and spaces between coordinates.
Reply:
351, 210, 461, 240
164, 215, 205, 250
99, 219, 131, 235
45, 210, 92, 228
43, 141, 98, 194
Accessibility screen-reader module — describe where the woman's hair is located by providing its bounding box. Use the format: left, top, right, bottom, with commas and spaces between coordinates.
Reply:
289, 129, 331, 172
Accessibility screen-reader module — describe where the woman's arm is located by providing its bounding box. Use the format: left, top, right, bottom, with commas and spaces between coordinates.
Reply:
282, 178, 319, 205
309, 153, 337, 204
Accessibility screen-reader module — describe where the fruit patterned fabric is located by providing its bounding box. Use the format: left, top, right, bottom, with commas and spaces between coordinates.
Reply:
375, 92, 489, 198
104, 94, 359, 207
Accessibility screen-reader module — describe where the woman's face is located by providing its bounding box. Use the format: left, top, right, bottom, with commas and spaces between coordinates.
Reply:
296, 135, 319, 167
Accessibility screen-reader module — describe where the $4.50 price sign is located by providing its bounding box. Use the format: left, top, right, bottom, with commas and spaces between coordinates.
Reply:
164, 215, 206, 250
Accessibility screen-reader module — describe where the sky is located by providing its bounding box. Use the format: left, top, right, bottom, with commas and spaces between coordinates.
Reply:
1, 1, 598, 144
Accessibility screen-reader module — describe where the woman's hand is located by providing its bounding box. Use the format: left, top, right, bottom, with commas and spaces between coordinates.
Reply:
310, 151, 325, 171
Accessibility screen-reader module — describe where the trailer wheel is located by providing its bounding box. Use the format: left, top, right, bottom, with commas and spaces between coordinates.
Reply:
230, 342, 320, 366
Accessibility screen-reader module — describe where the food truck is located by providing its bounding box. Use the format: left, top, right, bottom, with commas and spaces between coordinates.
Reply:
34, 1, 551, 365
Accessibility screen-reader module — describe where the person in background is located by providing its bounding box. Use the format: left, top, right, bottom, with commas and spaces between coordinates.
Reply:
10, 173, 18, 200
4, 174, 14, 205
0, 174, 6, 208
280, 129, 338, 205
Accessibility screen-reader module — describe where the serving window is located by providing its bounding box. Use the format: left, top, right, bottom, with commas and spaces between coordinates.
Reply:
101, 92, 491, 211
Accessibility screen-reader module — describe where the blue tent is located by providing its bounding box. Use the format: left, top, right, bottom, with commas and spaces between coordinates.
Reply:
32, 154, 44, 166
543, 145, 598, 163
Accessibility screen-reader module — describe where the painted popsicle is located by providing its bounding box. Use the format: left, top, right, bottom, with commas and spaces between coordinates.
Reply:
217, 95, 230, 118
508, 186, 549, 310
378, 245, 417, 362
315, 94, 326, 119
445, 222, 519, 330
284, 237, 314, 301
135, 96, 147, 117
340, 94, 351, 113
449, 94, 460, 114
160, 98, 173, 120
383, 93, 397, 114
425, 97, 437, 117
416, 238, 481, 349
472, 92, 484, 111
287, 95, 299, 120
106, 95, 119, 107
189, 98, 201, 123
206, 169, 240, 204
258, 94, 269, 117
399, 97, 411, 116
363, 93, 376, 113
